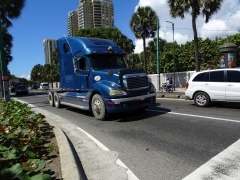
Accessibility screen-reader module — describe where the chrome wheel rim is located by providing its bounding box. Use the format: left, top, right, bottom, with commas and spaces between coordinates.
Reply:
93, 100, 101, 115
196, 94, 206, 105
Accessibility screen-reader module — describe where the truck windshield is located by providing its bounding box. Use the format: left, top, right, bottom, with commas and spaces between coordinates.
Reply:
89, 56, 127, 70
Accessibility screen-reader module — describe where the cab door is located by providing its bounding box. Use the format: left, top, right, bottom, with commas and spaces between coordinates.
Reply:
76, 57, 90, 106
225, 70, 240, 101
79, 57, 90, 91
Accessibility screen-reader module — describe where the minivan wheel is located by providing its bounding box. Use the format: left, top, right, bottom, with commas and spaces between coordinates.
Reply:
194, 92, 210, 107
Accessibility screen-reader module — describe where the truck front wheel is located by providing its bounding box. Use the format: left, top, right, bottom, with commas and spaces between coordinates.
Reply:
91, 94, 108, 120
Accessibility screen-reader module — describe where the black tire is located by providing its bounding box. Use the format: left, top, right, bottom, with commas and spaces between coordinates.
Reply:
54, 92, 61, 108
91, 94, 108, 120
194, 92, 210, 107
48, 92, 54, 107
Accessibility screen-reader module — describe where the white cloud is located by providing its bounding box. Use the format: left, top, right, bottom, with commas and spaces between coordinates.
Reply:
21, 74, 30, 80
133, 0, 240, 53
134, 38, 152, 54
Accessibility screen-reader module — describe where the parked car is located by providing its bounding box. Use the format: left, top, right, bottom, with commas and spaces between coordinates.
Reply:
185, 68, 240, 107
15, 85, 29, 95
31, 85, 38, 90
10, 81, 21, 92
40, 82, 49, 90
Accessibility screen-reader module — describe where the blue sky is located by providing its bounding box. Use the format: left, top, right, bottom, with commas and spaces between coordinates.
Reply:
8, 0, 240, 79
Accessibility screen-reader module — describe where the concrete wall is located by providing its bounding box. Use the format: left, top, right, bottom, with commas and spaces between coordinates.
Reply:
148, 71, 196, 88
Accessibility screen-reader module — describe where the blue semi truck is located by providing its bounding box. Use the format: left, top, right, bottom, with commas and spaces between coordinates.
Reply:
48, 37, 156, 120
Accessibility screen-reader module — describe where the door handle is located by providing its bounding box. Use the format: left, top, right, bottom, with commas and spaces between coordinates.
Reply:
203, 83, 209, 85
227, 84, 233, 86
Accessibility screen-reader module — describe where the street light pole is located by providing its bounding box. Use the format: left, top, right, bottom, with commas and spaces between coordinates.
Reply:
166, 21, 175, 90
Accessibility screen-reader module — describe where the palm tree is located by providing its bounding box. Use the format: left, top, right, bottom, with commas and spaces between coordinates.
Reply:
130, 6, 158, 73
167, 0, 223, 71
0, 0, 25, 100
0, 0, 26, 28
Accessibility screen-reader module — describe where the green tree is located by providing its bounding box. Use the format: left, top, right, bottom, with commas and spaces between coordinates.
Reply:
167, 0, 223, 71
50, 50, 60, 83
31, 64, 43, 84
51, 50, 59, 65
0, 0, 25, 100
2, 27, 13, 65
129, 6, 158, 73
18, 77, 28, 86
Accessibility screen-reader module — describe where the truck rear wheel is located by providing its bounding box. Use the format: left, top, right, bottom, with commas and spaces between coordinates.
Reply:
54, 92, 61, 108
48, 92, 54, 107
91, 94, 108, 120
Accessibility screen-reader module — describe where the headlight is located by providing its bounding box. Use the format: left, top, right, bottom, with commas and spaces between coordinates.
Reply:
150, 83, 156, 92
109, 89, 127, 96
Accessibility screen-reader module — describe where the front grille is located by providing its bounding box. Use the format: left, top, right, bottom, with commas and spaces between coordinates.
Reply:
123, 73, 149, 90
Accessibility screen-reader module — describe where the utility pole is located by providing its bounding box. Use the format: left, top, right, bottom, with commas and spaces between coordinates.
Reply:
0, 21, 10, 102
166, 21, 175, 90
156, 19, 160, 91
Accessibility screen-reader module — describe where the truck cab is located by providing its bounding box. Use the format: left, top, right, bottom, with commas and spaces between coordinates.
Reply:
48, 37, 156, 120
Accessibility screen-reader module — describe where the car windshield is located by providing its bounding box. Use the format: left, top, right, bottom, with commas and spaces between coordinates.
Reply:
89, 56, 127, 70
16, 86, 27, 90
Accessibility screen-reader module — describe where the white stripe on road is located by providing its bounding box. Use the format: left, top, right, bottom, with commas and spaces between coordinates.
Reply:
77, 127, 139, 180
183, 138, 240, 180
147, 108, 240, 179
146, 109, 240, 123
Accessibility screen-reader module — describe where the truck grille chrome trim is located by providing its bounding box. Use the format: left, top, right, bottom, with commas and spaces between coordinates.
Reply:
123, 73, 149, 90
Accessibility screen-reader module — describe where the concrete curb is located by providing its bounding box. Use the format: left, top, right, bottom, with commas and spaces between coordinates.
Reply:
156, 93, 186, 99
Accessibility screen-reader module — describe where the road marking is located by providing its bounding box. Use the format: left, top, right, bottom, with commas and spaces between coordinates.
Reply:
183, 138, 240, 180
146, 109, 240, 123
147, 108, 240, 179
77, 127, 139, 180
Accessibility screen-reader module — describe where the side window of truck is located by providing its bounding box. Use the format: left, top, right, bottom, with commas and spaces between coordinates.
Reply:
80, 58, 88, 70
63, 43, 70, 53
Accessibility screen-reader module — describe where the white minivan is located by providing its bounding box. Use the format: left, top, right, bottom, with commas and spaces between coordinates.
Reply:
40, 82, 49, 90
185, 68, 240, 107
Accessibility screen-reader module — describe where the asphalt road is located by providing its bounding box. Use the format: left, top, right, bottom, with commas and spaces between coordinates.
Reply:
12, 91, 240, 180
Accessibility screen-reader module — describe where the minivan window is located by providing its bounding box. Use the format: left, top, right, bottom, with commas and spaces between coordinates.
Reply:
193, 72, 209, 82
227, 70, 240, 82
209, 71, 224, 82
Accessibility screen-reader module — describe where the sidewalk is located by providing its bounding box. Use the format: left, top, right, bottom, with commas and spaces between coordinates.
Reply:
155, 87, 186, 99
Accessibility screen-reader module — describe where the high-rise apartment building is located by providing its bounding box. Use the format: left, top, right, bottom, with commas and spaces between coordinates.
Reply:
78, 0, 114, 29
67, 10, 79, 36
43, 39, 57, 64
